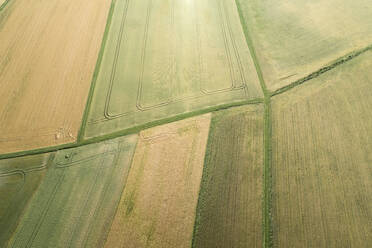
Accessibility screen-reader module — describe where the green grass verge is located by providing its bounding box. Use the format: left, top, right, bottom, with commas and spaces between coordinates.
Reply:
235, 1, 273, 247
0, 0, 10, 12
271, 43, 372, 97
263, 97, 273, 248
0, 98, 263, 160
77, 0, 117, 142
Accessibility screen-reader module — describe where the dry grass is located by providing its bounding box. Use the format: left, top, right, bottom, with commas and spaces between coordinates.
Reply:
193, 105, 264, 248
0, 0, 111, 154
105, 114, 211, 248
271, 50, 372, 247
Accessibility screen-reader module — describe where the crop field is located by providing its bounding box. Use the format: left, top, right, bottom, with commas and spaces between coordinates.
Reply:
0, 153, 52, 247
83, 0, 262, 139
0, 0, 111, 154
271, 50, 372, 247
237, 0, 372, 91
8, 135, 137, 248
105, 115, 210, 248
1, 0, 372, 247
193, 105, 264, 248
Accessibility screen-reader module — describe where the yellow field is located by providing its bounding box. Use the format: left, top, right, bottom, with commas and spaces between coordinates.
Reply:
271, 50, 372, 247
105, 114, 211, 248
0, 0, 111, 154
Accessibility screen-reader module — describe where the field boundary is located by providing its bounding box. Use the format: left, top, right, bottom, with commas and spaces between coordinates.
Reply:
0, 0, 10, 11
0, 98, 263, 160
235, 1, 273, 247
271, 44, 372, 97
77, 0, 117, 142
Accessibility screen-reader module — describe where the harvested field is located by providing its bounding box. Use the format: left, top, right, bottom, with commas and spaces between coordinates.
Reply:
84, 0, 262, 139
193, 105, 264, 248
105, 114, 211, 248
0, 153, 52, 247
8, 135, 137, 248
0, 0, 112, 154
237, 0, 372, 91
271, 50, 372, 247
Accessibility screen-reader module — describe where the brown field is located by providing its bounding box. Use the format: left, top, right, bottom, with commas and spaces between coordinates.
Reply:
105, 114, 211, 248
193, 105, 264, 248
271, 50, 372, 247
0, 0, 111, 154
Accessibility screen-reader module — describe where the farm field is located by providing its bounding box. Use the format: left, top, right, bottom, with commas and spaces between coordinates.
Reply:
193, 105, 263, 248
105, 115, 211, 248
0, 0, 111, 154
83, 0, 262, 139
237, 0, 372, 91
1, 0, 372, 247
8, 135, 137, 248
271, 50, 372, 247
0, 153, 52, 247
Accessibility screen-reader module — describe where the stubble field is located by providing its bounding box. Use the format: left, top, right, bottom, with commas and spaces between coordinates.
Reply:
0, 0, 111, 154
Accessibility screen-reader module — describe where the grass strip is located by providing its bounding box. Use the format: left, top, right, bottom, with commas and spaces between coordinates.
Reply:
0, 0, 10, 12
263, 97, 273, 248
235, 1, 273, 247
77, 0, 117, 142
0, 98, 263, 160
271, 44, 372, 97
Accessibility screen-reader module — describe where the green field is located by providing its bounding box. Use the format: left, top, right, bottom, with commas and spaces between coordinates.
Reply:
8, 135, 137, 248
83, 0, 262, 139
271, 50, 372, 247
237, 0, 372, 91
0, 153, 52, 247
193, 105, 264, 247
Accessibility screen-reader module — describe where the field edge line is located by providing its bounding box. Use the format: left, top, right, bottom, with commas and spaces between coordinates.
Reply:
0, 0, 10, 12
190, 110, 218, 248
77, 0, 117, 143
234, 1, 273, 247
263, 97, 273, 248
0, 98, 263, 160
271, 43, 372, 97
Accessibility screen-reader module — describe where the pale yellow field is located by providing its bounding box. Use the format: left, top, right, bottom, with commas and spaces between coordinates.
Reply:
105, 114, 211, 248
237, 0, 372, 91
271, 51, 372, 247
0, 0, 111, 154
